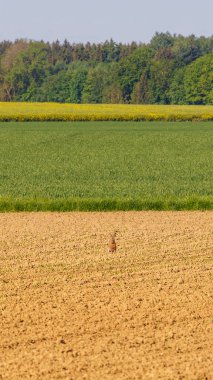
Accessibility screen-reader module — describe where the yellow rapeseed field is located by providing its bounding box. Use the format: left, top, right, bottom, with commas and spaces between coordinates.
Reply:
0, 102, 213, 121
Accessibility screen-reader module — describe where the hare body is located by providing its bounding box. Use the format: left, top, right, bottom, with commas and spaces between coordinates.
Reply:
108, 233, 117, 253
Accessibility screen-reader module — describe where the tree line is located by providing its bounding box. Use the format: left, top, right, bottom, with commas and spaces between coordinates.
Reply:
0, 32, 212, 104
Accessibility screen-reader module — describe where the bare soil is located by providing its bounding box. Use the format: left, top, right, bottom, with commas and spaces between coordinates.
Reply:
0, 212, 213, 380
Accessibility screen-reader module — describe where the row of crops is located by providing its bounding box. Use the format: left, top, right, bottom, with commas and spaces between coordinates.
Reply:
0, 120, 212, 211
0, 103, 213, 121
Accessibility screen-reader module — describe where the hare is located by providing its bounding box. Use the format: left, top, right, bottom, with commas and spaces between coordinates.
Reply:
108, 231, 117, 253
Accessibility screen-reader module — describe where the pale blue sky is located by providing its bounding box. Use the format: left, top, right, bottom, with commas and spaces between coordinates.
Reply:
0, 0, 212, 43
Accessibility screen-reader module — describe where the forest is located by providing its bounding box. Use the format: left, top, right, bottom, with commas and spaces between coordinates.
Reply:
0, 32, 212, 104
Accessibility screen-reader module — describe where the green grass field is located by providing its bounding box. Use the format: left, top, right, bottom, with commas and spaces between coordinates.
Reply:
0, 121, 212, 211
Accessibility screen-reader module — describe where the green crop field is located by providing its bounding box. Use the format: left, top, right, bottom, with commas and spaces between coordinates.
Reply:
0, 121, 212, 211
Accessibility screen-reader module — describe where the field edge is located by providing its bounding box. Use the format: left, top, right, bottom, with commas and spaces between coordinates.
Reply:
0, 196, 212, 212
1, 115, 213, 122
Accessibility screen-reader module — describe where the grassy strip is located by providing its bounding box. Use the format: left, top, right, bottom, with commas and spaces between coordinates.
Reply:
0, 197, 212, 212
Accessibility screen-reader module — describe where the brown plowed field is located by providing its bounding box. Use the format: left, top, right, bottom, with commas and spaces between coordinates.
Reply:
0, 212, 213, 380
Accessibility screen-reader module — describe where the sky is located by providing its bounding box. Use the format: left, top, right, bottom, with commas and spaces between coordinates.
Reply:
0, 0, 213, 44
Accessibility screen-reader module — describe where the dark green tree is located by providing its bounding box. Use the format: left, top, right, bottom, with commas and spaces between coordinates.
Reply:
38, 70, 71, 102
131, 71, 150, 104
172, 35, 201, 66
168, 68, 186, 104
150, 32, 174, 51
116, 46, 153, 102
2, 42, 50, 100
184, 53, 213, 104
82, 63, 114, 103
68, 64, 88, 103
